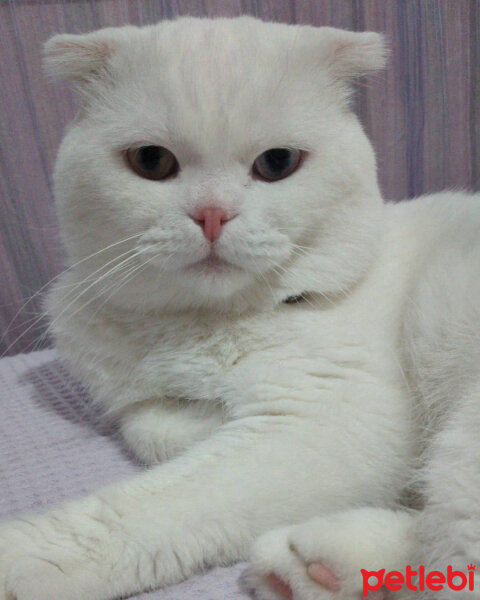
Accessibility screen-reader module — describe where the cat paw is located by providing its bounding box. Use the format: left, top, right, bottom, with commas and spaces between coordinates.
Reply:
120, 400, 222, 464
0, 519, 85, 600
0, 499, 132, 600
245, 512, 393, 600
244, 525, 343, 600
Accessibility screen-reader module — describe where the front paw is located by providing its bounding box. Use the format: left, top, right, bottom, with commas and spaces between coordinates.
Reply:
0, 519, 103, 600
245, 513, 391, 600
0, 499, 134, 600
244, 525, 340, 600
120, 400, 222, 465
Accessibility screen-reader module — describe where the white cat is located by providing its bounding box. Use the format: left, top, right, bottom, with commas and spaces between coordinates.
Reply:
1, 16, 479, 600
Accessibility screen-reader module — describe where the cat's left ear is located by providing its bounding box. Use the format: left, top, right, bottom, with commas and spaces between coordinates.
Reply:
313, 27, 387, 79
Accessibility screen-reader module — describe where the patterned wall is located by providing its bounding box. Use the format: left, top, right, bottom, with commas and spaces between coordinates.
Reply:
1, 0, 479, 355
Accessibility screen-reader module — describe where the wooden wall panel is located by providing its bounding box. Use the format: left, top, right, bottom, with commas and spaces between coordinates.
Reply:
0, 0, 478, 355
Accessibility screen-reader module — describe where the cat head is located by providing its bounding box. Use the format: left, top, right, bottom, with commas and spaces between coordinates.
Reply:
45, 17, 386, 314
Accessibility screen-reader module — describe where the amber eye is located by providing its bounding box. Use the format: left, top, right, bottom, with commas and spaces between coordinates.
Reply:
252, 148, 303, 182
126, 146, 179, 180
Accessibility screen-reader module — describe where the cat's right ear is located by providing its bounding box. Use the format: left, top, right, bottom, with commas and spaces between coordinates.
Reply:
43, 28, 137, 111
43, 28, 130, 83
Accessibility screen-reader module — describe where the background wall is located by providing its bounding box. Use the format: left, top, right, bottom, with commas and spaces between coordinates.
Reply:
1, 0, 479, 355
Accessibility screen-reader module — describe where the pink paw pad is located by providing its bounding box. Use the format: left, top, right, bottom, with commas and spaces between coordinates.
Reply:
306, 562, 341, 592
266, 573, 293, 599
307, 562, 388, 599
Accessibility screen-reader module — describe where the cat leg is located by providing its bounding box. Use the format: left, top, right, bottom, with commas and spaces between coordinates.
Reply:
414, 383, 480, 600
119, 398, 224, 464
0, 412, 393, 600
245, 508, 416, 600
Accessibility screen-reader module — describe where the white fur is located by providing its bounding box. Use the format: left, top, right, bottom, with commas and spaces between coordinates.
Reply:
1, 17, 479, 600
246, 508, 416, 599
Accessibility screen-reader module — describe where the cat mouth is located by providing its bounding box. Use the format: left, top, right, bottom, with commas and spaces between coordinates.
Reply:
186, 252, 239, 274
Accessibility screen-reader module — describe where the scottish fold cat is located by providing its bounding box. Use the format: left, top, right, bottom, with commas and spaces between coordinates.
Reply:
1, 16, 479, 600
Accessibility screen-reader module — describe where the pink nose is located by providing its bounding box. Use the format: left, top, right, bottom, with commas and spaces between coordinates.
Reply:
192, 206, 233, 243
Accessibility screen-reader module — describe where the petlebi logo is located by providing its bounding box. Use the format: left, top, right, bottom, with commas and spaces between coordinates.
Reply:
361, 564, 476, 596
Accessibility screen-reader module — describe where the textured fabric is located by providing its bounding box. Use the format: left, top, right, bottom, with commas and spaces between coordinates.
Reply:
0, 349, 249, 599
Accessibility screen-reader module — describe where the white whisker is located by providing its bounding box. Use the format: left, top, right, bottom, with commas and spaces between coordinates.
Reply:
0, 232, 145, 351
2, 248, 144, 358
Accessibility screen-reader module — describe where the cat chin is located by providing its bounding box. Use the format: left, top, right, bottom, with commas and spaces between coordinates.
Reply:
184, 253, 242, 275
181, 268, 251, 300
103, 265, 262, 313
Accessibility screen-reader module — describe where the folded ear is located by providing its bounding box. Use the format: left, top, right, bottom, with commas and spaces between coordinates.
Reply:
43, 28, 130, 82
320, 27, 387, 78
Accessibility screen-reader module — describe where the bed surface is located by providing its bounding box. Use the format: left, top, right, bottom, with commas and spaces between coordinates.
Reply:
0, 349, 249, 599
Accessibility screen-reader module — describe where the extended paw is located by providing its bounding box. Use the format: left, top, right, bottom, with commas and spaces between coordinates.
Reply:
0, 497, 137, 600
245, 513, 392, 600
0, 515, 107, 600
0, 518, 72, 600
245, 525, 340, 600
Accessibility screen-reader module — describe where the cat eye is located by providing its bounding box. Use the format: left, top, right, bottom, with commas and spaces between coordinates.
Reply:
125, 146, 179, 181
252, 148, 303, 182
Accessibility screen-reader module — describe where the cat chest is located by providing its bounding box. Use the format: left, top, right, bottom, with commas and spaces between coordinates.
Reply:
136, 322, 250, 402
132, 308, 393, 406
